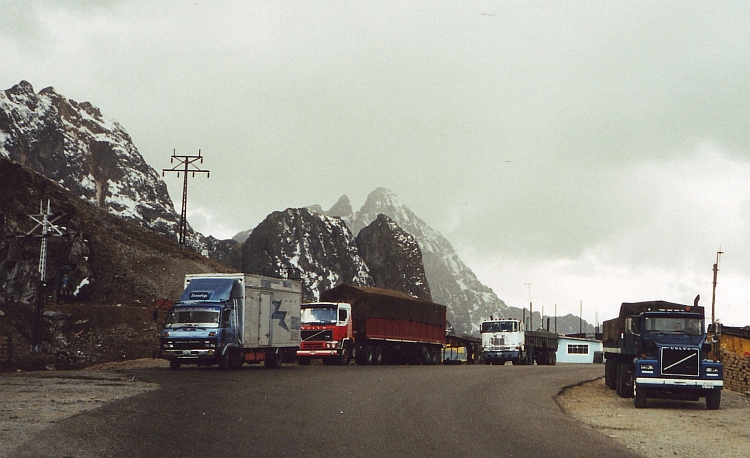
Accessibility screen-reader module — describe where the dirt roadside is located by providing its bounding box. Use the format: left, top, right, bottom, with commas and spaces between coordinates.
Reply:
3, 361, 750, 458
557, 377, 750, 458
0, 358, 167, 458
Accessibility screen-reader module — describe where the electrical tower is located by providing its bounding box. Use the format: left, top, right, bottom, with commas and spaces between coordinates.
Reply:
162, 149, 209, 250
24, 199, 66, 353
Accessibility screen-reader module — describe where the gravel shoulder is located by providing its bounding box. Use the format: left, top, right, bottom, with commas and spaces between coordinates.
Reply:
557, 377, 750, 458
0, 358, 167, 458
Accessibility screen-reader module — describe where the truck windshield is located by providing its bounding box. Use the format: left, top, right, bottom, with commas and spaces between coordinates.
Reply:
643, 316, 703, 336
481, 321, 517, 333
165, 308, 220, 328
301, 306, 337, 324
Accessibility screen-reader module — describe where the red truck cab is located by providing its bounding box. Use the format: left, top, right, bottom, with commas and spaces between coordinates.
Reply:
297, 302, 354, 365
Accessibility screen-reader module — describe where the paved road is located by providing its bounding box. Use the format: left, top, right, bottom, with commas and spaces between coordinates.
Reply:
11, 364, 640, 458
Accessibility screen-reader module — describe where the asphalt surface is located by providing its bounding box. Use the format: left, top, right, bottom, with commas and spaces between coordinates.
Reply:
10, 363, 641, 458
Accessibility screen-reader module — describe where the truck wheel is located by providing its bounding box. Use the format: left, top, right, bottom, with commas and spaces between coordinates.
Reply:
169, 360, 181, 370
616, 362, 634, 398
549, 351, 556, 366
218, 354, 230, 370
605, 358, 617, 389
264, 348, 283, 368
373, 346, 384, 365
358, 344, 374, 365
706, 390, 721, 410
339, 343, 352, 365
419, 345, 430, 365
228, 349, 243, 369
297, 356, 311, 366
525, 349, 534, 365
634, 385, 647, 408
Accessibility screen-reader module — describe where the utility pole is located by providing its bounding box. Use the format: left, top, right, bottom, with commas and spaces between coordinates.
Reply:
524, 283, 532, 331
711, 249, 723, 325
162, 149, 209, 250
24, 200, 65, 353
579, 300, 583, 335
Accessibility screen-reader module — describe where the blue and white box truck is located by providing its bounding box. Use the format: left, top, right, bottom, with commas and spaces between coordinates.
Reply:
160, 273, 302, 369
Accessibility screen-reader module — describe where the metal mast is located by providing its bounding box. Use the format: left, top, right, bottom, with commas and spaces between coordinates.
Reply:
25, 199, 65, 353
162, 149, 209, 250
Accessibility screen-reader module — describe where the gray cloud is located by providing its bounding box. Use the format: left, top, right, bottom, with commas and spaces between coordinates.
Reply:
2, 0, 748, 324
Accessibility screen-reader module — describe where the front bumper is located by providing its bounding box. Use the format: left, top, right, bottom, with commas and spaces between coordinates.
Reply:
297, 349, 339, 357
483, 350, 520, 361
636, 377, 723, 390
161, 349, 217, 359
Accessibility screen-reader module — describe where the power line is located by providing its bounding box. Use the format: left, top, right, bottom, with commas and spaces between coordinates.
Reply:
162, 149, 210, 250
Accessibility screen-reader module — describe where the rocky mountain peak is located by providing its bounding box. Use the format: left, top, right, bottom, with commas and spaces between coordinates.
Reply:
240, 208, 372, 301
356, 214, 431, 301
0, 81, 184, 246
326, 195, 353, 219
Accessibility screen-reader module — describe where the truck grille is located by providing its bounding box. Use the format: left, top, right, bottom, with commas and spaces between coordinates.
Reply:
302, 330, 332, 341
660, 347, 699, 377
489, 336, 505, 346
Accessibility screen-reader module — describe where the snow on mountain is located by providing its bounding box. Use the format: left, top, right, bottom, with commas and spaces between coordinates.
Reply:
0, 81, 186, 245
241, 208, 372, 301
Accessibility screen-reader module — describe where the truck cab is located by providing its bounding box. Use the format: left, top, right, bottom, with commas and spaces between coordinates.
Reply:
297, 302, 354, 365
161, 277, 241, 370
481, 319, 524, 365
603, 301, 723, 409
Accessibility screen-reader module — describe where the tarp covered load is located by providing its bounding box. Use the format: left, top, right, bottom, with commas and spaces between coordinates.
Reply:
320, 284, 446, 327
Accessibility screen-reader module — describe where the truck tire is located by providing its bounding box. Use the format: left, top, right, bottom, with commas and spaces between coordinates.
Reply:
264, 348, 283, 368
358, 344, 374, 365
549, 351, 556, 366
525, 348, 534, 365
430, 347, 440, 365
616, 362, 634, 398
218, 353, 230, 370
634, 384, 647, 408
604, 358, 617, 389
373, 346, 384, 365
338, 343, 352, 365
419, 345, 430, 365
169, 360, 181, 370
706, 389, 721, 410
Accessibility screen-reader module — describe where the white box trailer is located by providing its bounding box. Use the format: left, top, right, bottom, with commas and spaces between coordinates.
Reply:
161, 273, 302, 369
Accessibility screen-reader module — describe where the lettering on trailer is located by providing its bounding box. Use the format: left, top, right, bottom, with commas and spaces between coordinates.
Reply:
272, 300, 288, 331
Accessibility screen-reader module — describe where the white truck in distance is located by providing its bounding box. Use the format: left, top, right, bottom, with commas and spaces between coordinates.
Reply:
480, 318, 558, 365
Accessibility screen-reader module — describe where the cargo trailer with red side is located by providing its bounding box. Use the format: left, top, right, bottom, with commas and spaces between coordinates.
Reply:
297, 284, 446, 366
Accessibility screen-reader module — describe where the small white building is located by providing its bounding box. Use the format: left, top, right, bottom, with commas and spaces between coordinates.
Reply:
556, 336, 603, 364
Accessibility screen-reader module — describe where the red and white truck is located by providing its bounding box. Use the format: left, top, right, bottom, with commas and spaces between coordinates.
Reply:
297, 284, 446, 365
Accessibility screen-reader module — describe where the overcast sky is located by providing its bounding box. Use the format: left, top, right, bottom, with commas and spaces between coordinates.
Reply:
3, 0, 749, 326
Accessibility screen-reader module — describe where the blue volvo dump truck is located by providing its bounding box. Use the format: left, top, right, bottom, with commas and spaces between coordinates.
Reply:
603, 300, 723, 409
160, 273, 302, 369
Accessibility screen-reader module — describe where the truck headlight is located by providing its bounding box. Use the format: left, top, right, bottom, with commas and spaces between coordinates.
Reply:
706, 367, 719, 375
641, 364, 654, 373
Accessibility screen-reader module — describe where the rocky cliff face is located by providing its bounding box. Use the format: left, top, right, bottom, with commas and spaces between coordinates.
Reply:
0, 157, 230, 368
241, 208, 372, 302
356, 214, 431, 301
